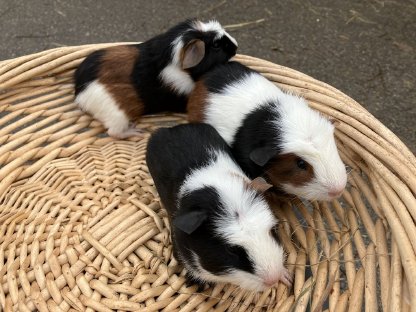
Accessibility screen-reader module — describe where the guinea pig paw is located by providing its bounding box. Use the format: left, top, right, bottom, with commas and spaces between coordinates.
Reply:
108, 127, 145, 139
280, 269, 293, 287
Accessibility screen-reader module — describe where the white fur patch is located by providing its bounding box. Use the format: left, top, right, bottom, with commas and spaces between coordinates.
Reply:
75, 81, 131, 137
180, 151, 286, 291
203, 71, 347, 201
159, 64, 195, 95
203, 72, 282, 145
195, 20, 238, 47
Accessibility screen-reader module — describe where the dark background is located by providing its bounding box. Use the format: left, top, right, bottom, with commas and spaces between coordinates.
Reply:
1, 0, 414, 152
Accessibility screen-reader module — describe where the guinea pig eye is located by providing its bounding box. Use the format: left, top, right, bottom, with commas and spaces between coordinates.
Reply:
269, 225, 280, 243
212, 41, 220, 49
296, 158, 308, 170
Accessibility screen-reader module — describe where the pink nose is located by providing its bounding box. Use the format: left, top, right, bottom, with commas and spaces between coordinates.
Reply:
328, 188, 344, 198
263, 276, 280, 288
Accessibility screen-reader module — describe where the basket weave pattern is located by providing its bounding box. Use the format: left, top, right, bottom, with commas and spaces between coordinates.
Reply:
0, 43, 415, 311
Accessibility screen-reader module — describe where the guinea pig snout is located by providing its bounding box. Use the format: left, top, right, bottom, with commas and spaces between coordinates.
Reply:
328, 186, 344, 198
262, 270, 293, 288
262, 269, 293, 288
262, 275, 281, 288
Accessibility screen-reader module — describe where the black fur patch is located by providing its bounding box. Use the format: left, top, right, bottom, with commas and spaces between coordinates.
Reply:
202, 61, 254, 93
232, 104, 282, 178
183, 31, 237, 80
74, 49, 104, 95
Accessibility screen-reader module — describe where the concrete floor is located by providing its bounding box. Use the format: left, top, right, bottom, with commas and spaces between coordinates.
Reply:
0, 0, 414, 152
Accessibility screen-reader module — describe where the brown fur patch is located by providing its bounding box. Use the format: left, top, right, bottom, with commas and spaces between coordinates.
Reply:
187, 80, 208, 122
98, 45, 144, 120
265, 153, 314, 188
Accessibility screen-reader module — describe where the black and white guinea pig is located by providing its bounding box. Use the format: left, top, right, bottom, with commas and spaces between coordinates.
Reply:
74, 18, 237, 139
146, 123, 292, 291
187, 61, 347, 201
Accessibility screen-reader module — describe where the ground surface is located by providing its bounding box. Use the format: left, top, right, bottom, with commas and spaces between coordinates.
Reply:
0, 0, 414, 151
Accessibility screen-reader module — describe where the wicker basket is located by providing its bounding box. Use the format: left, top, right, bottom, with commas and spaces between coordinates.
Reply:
0, 43, 415, 312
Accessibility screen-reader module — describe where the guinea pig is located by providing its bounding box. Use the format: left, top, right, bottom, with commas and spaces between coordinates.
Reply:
74, 18, 237, 139
146, 123, 292, 291
187, 61, 347, 201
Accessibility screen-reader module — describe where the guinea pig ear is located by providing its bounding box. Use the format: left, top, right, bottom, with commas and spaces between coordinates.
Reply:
249, 177, 273, 193
249, 146, 276, 167
182, 39, 205, 69
173, 210, 208, 235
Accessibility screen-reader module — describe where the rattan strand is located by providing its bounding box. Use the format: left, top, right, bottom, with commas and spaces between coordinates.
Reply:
0, 44, 415, 312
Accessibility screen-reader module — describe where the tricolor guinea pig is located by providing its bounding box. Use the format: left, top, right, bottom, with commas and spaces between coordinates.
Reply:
74, 19, 237, 139
187, 62, 347, 201
146, 123, 292, 291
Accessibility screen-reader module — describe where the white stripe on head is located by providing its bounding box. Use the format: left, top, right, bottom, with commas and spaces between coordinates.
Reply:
170, 35, 184, 65
194, 20, 238, 47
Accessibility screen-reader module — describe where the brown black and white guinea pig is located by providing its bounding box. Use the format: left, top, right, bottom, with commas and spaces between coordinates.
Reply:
187, 61, 348, 201
74, 19, 237, 139
146, 123, 292, 291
